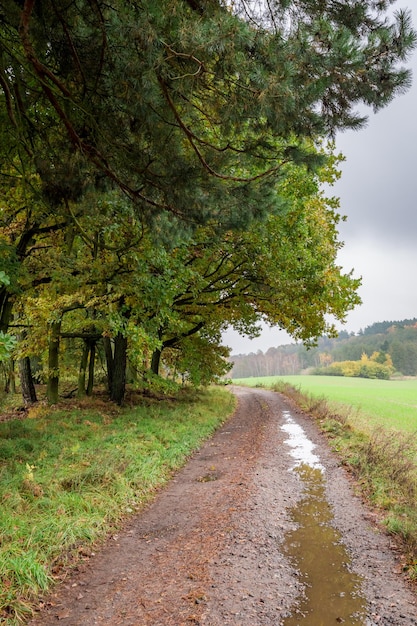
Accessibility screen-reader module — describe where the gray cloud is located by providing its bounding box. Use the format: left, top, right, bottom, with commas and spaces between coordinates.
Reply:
333, 49, 417, 245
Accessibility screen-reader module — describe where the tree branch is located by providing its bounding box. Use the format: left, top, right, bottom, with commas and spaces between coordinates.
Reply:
162, 321, 205, 348
158, 76, 286, 183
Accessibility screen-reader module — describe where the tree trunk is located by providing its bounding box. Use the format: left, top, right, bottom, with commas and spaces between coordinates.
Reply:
77, 341, 89, 397
9, 360, 16, 394
103, 336, 114, 393
151, 348, 162, 376
0, 290, 13, 334
18, 357, 37, 405
1, 363, 9, 393
86, 341, 96, 396
4, 360, 16, 394
109, 332, 127, 405
47, 320, 61, 404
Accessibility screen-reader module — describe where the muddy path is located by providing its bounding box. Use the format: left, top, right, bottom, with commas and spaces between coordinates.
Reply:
29, 386, 417, 625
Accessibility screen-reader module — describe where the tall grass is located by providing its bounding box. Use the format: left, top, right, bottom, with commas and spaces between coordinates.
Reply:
0, 388, 235, 624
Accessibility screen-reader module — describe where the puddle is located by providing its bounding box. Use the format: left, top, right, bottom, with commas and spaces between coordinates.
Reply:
281, 411, 324, 470
281, 413, 367, 625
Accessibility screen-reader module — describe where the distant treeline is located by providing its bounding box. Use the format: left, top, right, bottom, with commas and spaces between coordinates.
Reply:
229, 319, 417, 378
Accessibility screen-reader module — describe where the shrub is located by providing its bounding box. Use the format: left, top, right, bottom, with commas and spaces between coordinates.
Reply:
313, 359, 392, 379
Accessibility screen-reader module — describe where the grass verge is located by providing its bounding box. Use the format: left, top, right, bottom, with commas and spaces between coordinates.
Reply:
0, 387, 235, 624
271, 381, 417, 582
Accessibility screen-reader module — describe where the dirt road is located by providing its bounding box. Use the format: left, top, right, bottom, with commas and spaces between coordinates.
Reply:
29, 386, 417, 625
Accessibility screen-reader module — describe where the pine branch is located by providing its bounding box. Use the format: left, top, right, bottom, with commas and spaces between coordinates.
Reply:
159, 76, 288, 182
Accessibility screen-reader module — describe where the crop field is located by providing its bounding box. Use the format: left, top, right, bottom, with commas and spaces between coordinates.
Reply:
232, 375, 417, 433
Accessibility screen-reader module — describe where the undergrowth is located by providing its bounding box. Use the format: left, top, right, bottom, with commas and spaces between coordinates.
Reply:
273, 380, 417, 580
0, 387, 235, 624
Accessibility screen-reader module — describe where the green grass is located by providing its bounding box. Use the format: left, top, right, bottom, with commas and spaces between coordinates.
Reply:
233, 375, 417, 433
0, 388, 235, 624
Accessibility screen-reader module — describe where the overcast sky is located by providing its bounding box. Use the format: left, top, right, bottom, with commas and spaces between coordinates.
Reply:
224, 15, 417, 355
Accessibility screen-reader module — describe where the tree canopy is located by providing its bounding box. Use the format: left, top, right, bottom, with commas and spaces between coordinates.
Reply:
1, 0, 415, 225
0, 1, 415, 403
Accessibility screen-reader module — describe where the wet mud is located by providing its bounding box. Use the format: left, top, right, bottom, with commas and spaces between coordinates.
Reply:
28, 387, 417, 625
283, 465, 367, 625
280, 410, 367, 624
279, 409, 366, 624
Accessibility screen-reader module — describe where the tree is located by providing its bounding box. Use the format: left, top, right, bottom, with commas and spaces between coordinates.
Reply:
391, 340, 417, 376
1, 0, 415, 231
0, 272, 18, 394
10, 145, 359, 401
18, 355, 37, 404
141, 148, 361, 376
0, 161, 70, 336
166, 333, 232, 386
2, 2, 415, 403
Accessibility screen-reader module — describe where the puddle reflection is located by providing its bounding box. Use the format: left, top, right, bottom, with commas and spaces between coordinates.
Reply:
281, 411, 324, 471
281, 412, 367, 625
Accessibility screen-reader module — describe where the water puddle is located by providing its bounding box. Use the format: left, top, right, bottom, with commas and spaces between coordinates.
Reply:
281, 411, 324, 471
281, 413, 367, 625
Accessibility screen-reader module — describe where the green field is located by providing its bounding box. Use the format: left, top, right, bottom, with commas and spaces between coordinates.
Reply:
232, 375, 417, 433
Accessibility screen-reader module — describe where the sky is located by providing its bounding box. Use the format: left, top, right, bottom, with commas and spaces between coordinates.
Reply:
224, 10, 417, 355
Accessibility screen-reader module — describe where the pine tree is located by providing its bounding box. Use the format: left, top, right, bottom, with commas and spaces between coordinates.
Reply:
1, 0, 415, 228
